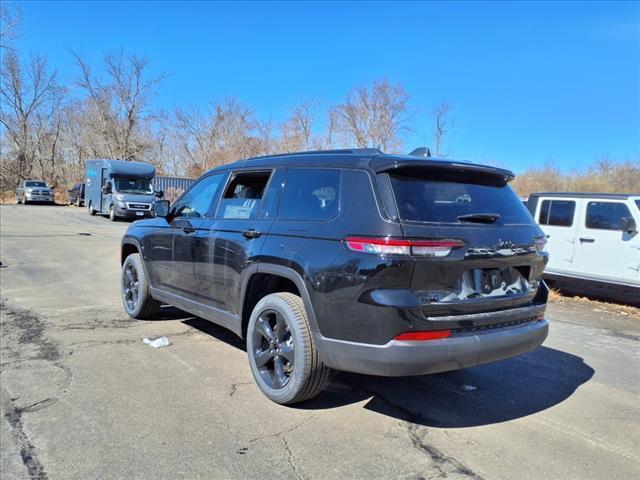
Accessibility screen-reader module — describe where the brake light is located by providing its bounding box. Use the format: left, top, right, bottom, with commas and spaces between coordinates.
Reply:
344, 237, 463, 256
534, 237, 547, 253
395, 330, 452, 341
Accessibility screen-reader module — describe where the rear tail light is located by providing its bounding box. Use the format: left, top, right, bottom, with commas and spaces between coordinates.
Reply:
395, 330, 452, 341
344, 237, 463, 257
534, 237, 547, 253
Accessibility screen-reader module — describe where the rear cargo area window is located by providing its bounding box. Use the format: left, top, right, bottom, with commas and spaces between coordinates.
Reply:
279, 168, 340, 220
218, 171, 271, 219
539, 200, 575, 227
388, 173, 531, 224
586, 202, 631, 230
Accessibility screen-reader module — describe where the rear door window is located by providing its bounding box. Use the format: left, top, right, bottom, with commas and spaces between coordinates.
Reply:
278, 168, 341, 220
586, 202, 632, 230
388, 172, 531, 224
538, 200, 575, 227
217, 171, 272, 219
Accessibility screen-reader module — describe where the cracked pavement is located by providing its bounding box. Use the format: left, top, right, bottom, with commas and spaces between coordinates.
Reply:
1, 204, 639, 479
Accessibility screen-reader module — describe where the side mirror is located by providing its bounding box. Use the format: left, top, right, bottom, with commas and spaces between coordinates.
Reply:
621, 217, 637, 234
101, 185, 111, 194
155, 190, 164, 199
154, 200, 170, 218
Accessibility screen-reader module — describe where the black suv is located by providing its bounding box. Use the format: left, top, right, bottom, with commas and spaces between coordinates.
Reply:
120, 149, 549, 404
68, 182, 85, 207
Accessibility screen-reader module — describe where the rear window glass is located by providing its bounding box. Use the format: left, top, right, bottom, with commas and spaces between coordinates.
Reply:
539, 200, 575, 227
586, 202, 631, 230
389, 173, 531, 225
279, 168, 340, 220
25, 181, 46, 187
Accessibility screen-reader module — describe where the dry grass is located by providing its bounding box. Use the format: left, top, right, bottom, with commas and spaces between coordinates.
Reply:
548, 287, 640, 317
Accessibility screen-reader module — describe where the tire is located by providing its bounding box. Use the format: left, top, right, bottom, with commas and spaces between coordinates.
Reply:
16, 197, 21, 205
109, 205, 117, 221
76, 197, 81, 207
121, 253, 162, 319
247, 292, 331, 405
88, 202, 96, 215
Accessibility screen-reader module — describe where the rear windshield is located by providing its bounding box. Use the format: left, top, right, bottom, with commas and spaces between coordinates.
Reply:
26, 181, 47, 187
389, 172, 532, 225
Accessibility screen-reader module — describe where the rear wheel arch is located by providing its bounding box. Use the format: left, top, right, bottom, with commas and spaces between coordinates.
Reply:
240, 264, 319, 339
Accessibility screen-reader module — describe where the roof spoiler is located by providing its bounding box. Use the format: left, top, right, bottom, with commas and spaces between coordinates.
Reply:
371, 158, 515, 185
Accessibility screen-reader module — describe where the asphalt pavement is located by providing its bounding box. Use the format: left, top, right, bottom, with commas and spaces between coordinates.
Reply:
1, 204, 639, 480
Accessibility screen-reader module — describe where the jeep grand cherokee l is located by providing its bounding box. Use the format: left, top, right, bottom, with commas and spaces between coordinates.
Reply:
120, 149, 549, 404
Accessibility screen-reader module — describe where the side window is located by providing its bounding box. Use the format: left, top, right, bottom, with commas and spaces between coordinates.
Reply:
279, 168, 341, 220
217, 171, 272, 219
174, 173, 225, 218
586, 202, 632, 230
538, 200, 575, 227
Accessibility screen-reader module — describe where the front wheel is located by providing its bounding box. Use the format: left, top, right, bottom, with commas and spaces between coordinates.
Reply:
16, 197, 21, 205
121, 253, 161, 319
88, 203, 96, 215
76, 197, 81, 207
247, 292, 331, 405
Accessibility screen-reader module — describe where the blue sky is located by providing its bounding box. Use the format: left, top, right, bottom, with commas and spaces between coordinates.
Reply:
9, 0, 640, 172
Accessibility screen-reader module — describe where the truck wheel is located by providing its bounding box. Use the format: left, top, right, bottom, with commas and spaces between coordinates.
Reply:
76, 197, 81, 207
247, 292, 331, 405
121, 253, 161, 319
88, 202, 96, 215
109, 205, 117, 221
16, 197, 21, 205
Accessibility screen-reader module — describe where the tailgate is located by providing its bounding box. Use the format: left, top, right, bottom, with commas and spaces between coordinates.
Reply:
384, 167, 547, 317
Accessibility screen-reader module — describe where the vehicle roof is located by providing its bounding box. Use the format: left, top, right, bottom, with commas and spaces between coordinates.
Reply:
204, 149, 514, 180
86, 159, 155, 177
529, 192, 639, 200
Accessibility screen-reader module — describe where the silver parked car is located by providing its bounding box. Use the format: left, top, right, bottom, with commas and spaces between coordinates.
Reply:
16, 180, 55, 204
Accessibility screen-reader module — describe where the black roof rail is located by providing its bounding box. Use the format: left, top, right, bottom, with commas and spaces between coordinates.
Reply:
247, 148, 383, 161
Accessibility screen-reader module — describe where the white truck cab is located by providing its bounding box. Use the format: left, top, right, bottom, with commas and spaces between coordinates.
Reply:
526, 193, 640, 305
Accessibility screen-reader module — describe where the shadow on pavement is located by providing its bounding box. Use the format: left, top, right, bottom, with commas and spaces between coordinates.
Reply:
304, 346, 594, 428
180, 317, 594, 428
182, 317, 246, 350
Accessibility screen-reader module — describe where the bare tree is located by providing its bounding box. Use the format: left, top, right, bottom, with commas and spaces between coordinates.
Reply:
280, 97, 317, 152
0, 4, 21, 50
331, 78, 411, 152
0, 50, 62, 188
72, 49, 165, 160
432, 100, 454, 157
173, 97, 267, 177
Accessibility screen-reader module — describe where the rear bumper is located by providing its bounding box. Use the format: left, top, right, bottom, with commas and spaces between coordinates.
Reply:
314, 319, 549, 376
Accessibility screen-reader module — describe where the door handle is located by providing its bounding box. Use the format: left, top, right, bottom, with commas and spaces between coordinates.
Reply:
182, 226, 196, 234
242, 229, 261, 239
579, 237, 595, 243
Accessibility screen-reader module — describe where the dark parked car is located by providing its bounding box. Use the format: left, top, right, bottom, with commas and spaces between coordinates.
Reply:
16, 180, 54, 204
68, 182, 85, 207
120, 149, 550, 404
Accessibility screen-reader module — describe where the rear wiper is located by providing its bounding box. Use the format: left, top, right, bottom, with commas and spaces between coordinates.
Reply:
457, 213, 501, 224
